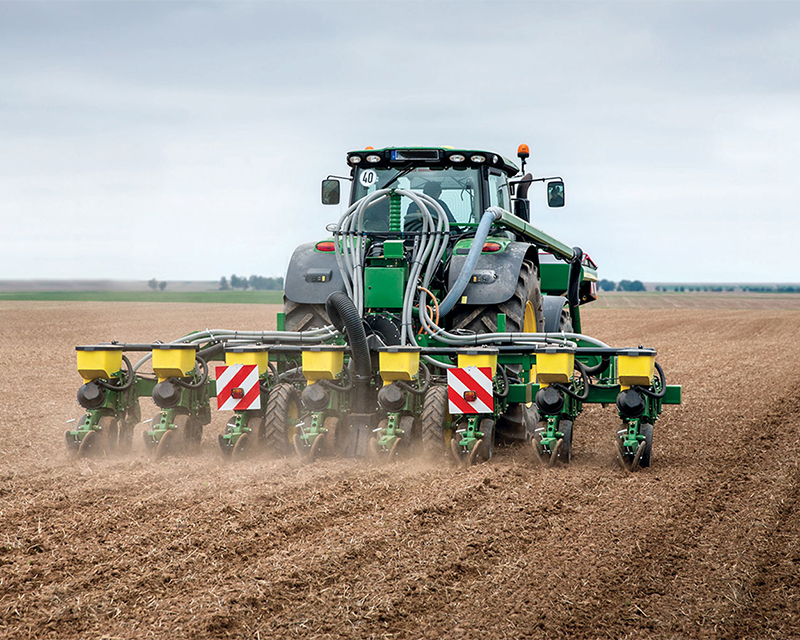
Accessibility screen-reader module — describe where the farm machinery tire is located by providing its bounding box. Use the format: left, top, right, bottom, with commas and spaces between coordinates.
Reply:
449, 259, 544, 335
421, 385, 450, 461
283, 299, 330, 332
263, 383, 301, 456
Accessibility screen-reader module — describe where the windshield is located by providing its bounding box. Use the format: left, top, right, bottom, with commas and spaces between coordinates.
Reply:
352, 167, 481, 232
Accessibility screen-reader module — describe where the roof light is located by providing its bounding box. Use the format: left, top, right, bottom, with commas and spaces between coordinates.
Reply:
348, 155, 362, 164
316, 241, 336, 252
366, 154, 381, 163
463, 390, 477, 402
449, 153, 466, 163
365, 146, 374, 150
482, 242, 501, 252
517, 144, 530, 158
470, 154, 486, 163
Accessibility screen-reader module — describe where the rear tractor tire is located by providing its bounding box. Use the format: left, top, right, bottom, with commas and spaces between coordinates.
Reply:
263, 383, 301, 456
449, 258, 544, 335
420, 385, 450, 461
283, 298, 330, 332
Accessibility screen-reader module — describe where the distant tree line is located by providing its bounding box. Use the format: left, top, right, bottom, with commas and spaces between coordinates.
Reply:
653, 285, 800, 293
599, 279, 645, 292
148, 278, 167, 291
219, 275, 284, 291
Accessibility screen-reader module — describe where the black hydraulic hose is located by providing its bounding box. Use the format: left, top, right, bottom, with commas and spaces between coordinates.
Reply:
638, 362, 667, 399
320, 368, 354, 392
553, 360, 591, 401
495, 365, 509, 399
197, 342, 224, 362
567, 246, 583, 308
326, 291, 372, 412
96, 355, 134, 391
326, 292, 371, 378
396, 363, 431, 396
584, 355, 611, 377
173, 355, 209, 390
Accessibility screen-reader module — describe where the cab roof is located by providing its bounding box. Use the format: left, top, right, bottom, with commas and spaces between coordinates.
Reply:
346, 147, 520, 177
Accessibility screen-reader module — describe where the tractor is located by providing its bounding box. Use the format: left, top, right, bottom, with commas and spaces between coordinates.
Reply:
67, 144, 680, 471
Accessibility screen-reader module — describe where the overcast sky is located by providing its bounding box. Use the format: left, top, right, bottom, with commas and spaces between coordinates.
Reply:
1, 1, 798, 283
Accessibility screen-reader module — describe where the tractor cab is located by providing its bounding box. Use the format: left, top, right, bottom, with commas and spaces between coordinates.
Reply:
323, 146, 564, 228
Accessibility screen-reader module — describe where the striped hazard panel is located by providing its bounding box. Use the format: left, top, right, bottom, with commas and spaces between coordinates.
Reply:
447, 366, 494, 414
215, 364, 261, 411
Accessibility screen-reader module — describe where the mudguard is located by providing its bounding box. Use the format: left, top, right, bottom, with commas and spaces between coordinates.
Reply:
542, 296, 569, 332
283, 242, 347, 305
446, 242, 532, 306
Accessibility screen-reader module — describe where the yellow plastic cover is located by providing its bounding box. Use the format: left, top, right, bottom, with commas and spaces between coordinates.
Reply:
76, 347, 123, 382
536, 349, 575, 384
225, 348, 269, 375
152, 345, 197, 380
457, 350, 498, 371
379, 349, 420, 382
302, 348, 344, 382
617, 350, 656, 386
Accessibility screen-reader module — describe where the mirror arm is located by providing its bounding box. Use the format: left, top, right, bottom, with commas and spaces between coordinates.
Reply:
326, 174, 352, 182
509, 175, 563, 187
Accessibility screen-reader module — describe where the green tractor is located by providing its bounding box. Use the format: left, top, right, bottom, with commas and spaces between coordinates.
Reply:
280, 145, 679, 468
68, 144, 679, 471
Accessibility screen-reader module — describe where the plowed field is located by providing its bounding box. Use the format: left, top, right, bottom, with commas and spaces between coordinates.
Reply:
1, 300, 799, 639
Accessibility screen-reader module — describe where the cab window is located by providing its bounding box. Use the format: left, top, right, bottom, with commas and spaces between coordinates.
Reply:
352, 166, 481, 231
488, 171, 510, 210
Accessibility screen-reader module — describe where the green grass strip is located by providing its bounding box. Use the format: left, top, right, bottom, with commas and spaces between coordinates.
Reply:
0, 291, 285, 304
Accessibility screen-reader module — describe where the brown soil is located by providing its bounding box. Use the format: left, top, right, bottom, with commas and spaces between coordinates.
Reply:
1, 301, 799, 639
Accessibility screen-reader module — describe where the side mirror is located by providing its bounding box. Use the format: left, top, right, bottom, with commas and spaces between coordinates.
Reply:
547, 181, 565, 208
321, 179, 340, 205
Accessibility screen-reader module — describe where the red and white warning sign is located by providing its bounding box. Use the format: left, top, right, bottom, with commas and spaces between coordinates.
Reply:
447, 366, 494, 414
215, 364, 261, 411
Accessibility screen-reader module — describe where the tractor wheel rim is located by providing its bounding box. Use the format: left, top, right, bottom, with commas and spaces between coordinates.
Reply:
523, 301, 536, 333
286, 401, 300, 445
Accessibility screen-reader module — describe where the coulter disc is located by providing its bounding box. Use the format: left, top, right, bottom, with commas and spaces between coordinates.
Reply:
450, 436, 465, 467
368, 436, 381, 461
293, 433, 306, 459
77, 429, 98, 458
547, 438, 563, 469
310, 432, 326, 460
630, 439, 647, 473
389, 436, 402, 459
467, 438, 486, 467
532, 436, 546, 465
155, 429, 175, 460
232, 432, 250, 461
614, 436, 630, 472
